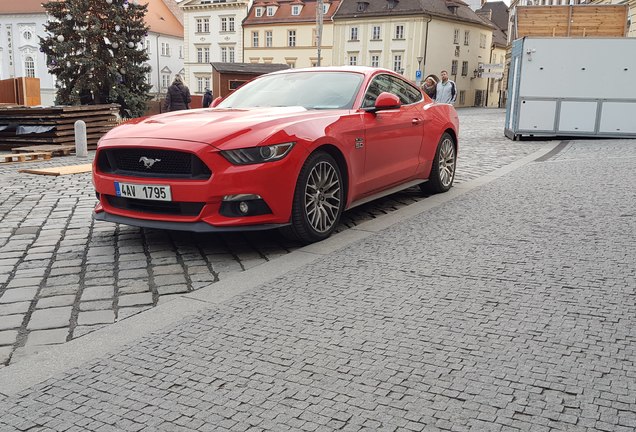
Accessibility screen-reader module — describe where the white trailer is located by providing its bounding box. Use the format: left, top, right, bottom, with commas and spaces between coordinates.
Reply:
505, 37, 636, 140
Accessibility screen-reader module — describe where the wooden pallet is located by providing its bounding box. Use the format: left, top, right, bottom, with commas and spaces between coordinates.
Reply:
12, 145, 75, 156
0, 152, 52, 163
19, 164, 92, 176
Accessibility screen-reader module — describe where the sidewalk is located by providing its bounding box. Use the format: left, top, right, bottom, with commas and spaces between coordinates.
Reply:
0, 135, 634, 430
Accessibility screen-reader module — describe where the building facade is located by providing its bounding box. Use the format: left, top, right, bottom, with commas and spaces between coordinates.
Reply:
0, 0, 184, 105
242, 0, 340, 68
180, 0, 249, 95
332, 0, 495, 107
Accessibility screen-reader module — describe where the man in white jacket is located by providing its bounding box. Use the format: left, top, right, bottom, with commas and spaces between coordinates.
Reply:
435, 70, 456, 105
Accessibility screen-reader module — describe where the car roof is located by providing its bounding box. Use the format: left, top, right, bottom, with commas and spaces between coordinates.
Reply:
267, 66, 395, 78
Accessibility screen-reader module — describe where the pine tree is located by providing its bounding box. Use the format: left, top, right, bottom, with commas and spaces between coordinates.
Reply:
40, 0, 152, 118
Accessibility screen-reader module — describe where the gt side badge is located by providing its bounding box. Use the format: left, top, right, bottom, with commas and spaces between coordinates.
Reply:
355, 138, 364, 149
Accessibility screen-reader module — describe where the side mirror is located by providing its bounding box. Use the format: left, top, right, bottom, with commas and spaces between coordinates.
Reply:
365, 92, 401, 113
210, 96, 223, 108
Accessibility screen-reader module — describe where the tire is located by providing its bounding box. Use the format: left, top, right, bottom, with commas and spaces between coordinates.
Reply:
282, 151, 344, 244
420, 132, 456, 194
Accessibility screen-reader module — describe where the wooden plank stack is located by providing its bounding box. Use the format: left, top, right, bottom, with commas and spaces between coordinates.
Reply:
0, 104, 119, 150
516, 5, 629, 38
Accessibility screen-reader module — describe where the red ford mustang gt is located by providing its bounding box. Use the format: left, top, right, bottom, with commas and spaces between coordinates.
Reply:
93, 67, 459, 243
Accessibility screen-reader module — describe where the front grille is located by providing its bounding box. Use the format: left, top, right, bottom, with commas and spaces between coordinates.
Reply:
98, 148, 211, 179
106, 195, 205, 217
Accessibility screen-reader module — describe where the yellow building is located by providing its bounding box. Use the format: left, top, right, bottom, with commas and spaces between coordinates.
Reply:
332, 0, 495, 107
243, 0, 340, 68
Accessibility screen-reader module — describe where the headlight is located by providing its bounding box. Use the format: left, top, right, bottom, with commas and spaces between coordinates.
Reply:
221, 142, 295, 165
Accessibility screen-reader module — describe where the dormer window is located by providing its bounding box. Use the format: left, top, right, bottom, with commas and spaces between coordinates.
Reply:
387, 0, 398, 9
356, 1, 369, 11
291, 4, 302, 15
266, 5, 276, 16
255, 7, 264, 17
322, 3, 329, 14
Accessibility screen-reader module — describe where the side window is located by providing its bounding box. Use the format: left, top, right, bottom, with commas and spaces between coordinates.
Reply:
362, 74, 422, 107
388, 76, 422, 105
362, 74, 393, 108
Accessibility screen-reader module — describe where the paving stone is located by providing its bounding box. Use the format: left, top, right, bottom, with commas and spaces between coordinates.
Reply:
0, 301, 30, 316
36, 295, 77, 309
77, 310, 115, 326
25, 328, 69, 346
73, 324, 108, 339
117, 279, 152, 294
156, 285, 189, 295
0, 314, 24, 331
116, 306, 152, 321
79, 300, 113, 312
117, 293, 153, 307
0, 346, 11, 365
0, 287, 38, 304
80, 286, 115, 301
0, 330, 18, 346
38, 285, 78, 297
27, 306, 72, 330
5, 278, 42, 289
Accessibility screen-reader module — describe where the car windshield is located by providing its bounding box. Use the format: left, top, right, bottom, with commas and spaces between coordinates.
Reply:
217, 71, 364, 110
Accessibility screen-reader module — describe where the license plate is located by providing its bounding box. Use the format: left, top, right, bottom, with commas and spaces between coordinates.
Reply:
115, 182, 172, 201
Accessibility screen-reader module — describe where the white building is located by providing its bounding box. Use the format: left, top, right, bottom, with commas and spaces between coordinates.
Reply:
180, 0, 250, 95
0, 0, 184, 105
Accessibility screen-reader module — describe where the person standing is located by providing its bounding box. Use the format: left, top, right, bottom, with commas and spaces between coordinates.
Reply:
202, 88, 213, 108
421, 76, 437, 100
435, 70, 456, 105
164, 74, 191, 112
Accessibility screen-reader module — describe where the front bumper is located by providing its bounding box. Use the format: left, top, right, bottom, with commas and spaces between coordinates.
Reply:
92, 138, 307, 230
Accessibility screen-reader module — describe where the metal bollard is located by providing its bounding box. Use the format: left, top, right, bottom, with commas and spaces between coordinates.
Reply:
75, 120, 88, 158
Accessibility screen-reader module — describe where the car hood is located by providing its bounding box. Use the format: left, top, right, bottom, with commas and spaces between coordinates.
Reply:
102, 107, 344, 150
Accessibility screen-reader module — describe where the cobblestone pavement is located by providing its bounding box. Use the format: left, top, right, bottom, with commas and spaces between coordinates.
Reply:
0, 108, 546, 367
0, 137, 634, 431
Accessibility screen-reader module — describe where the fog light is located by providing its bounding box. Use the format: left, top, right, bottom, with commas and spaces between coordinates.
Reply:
239, 201, 249, 215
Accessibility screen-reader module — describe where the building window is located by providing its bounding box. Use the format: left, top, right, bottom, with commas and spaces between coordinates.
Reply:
196, 77, 210, 93
490, 78, 496, 92
394, 25, 404, 39
370, 54, 379, 67
461, 61, 468, 76
480, 33, 486, 49
288, 30, 296, 47
459, 90, 466, 104
453, 28, 459, 44
322, 4, 329, 14
221, 47, 227, 62
179, 46, 183, 59
197, 47, 210, 63
161, 73, 170, 89
291, 5, 301, 15
372, 26, 381, 40
350, 27, 358, 41
349, 54, 358, 66
196, 18, 210, 33
451, 60, 458, 75
266, 6, 275, 16
221, 17, 235, 32
23, 30, 33, 41
255, 7, 263, 17
252, 31, 259, 47
393, 53, 402, 72
24, 56, 35, 78
161, 43, 170, 56
229, 47, 235, 62
464, 30, 470, 46
265, 30, 273, 47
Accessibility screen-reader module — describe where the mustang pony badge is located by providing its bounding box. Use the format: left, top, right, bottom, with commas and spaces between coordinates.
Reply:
139, 156, 161, 169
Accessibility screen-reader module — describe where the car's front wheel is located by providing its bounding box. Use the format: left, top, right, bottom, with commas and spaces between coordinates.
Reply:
284, 151, 344, 244
420, 132, 456, 194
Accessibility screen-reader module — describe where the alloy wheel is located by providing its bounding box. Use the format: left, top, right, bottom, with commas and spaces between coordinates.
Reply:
438, 137, 456, 188
304, 161, 341, 233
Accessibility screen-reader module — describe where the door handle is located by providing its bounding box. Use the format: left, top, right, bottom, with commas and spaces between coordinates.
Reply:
412, 118, 423, 125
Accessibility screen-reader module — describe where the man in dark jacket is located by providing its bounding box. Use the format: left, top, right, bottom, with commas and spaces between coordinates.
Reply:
202, 88, 213, 108
164, 74, 191, 111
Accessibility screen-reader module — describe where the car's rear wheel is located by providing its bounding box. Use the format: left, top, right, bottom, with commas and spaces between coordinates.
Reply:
420, 132, 456, 194
283, 151, 344, 244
